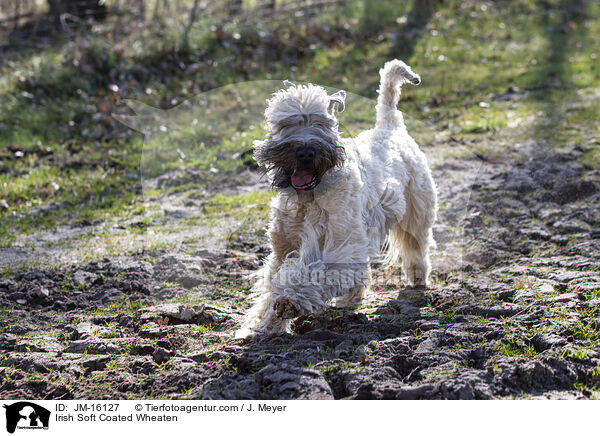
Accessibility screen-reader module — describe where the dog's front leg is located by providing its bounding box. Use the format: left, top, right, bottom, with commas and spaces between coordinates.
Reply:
270, 216, 372, 320
236, 214, 298, 337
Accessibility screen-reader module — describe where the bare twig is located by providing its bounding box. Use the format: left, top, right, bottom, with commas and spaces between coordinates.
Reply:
181, 0, 201, 51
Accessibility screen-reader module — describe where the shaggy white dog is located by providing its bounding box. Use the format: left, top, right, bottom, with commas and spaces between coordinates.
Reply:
237, 59, 437, 337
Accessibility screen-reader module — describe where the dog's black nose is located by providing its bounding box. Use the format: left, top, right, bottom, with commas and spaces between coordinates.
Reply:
296, 147, 315, 161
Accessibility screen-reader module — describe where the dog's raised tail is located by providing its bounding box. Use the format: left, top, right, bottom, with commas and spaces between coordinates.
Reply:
375, 59, 420, 128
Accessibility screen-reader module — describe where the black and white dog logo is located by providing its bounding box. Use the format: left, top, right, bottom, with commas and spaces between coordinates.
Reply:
3, 402, 50, 434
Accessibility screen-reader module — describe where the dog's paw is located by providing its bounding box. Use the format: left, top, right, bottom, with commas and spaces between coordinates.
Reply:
405, 266, 428, 288
274, 296, 304, 319
234, 327, 255, 339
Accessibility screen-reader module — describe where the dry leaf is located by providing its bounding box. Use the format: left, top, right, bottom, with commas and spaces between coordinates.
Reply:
98, 101, 111, 113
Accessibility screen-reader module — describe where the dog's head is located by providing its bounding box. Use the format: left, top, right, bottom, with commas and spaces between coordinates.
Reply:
254, 82, 346, 191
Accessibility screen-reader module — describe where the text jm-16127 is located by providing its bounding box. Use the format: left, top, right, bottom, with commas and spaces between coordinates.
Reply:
73, 404, 120, 412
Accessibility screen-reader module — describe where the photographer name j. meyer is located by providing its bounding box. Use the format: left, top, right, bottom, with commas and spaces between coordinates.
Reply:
51, 402, 286, 423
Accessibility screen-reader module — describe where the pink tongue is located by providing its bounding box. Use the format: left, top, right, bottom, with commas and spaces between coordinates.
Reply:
291, 169, 314, 188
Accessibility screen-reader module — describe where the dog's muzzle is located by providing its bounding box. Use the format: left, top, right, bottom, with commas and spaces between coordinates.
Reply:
292, 147, 318, 190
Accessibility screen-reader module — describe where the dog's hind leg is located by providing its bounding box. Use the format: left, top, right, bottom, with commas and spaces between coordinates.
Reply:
386, 186, 436, 287
390, 225, 431, 287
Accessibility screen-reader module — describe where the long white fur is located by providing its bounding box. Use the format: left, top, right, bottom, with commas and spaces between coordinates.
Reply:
236, 59, 437, 338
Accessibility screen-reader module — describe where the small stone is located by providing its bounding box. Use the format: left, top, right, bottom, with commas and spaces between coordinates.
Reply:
36, 287, 50, 298
72, 271, 100, 287
0, 279, 16, 292
140, 303, 196, 324
64, 339, 121, 355
179, 275, 202, 289
74, 322, 96, 340
415, 338, 439, 354
519, 228, 551, 241
80, 355, 111, 371
548, 292, 578, 303
531, 333, 567, 352
255, 363, 333, 400
0, 333, 17, 351
10, 292, 25, 300
152, 347, 172, 364
118, 260, 154, 276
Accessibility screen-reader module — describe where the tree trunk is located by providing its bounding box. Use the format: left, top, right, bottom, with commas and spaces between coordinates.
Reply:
47, 0, 107, 22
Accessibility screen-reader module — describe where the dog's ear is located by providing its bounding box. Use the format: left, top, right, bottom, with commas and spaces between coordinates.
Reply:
252, 138, 266, 150
328, 90, 346, 114
251, 139, 266, 168
282, 80, 296, 89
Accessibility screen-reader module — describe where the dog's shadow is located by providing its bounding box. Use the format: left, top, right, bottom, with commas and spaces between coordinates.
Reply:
292, 285, 428, 334
199, 286, 433, 399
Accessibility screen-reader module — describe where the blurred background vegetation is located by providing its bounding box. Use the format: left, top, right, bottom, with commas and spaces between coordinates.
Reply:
0, 0, 598, 252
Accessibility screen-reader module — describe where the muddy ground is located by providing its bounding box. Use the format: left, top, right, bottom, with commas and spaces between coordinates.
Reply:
1, 128, 599, 400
